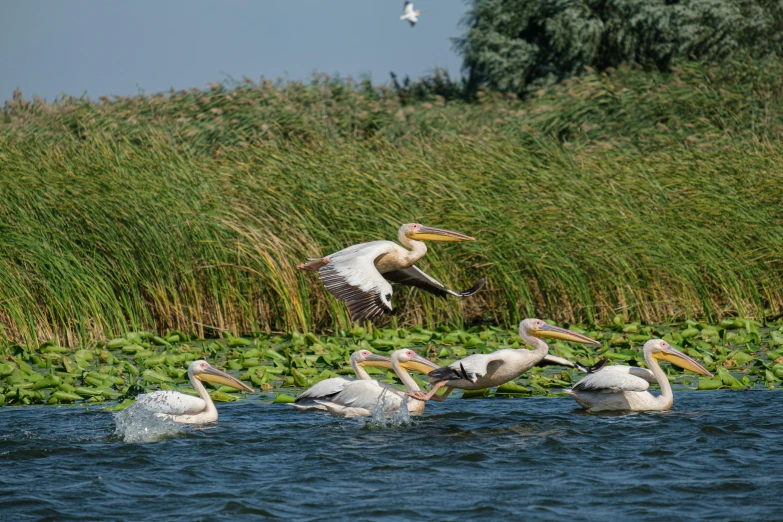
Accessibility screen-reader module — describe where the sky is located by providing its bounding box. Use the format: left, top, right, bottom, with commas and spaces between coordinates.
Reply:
0, 0, 468, 103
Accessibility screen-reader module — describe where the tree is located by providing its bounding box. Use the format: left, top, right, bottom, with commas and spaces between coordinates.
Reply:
454, 0, 783, 94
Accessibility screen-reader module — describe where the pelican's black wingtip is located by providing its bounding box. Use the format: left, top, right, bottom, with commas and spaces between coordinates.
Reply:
585, 358, 609, 374
457, 276, 486, 297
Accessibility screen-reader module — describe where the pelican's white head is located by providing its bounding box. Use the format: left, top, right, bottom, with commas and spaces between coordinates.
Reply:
643, 339, 713, 377
400, 223, 475, 242
189, 360, 255, 393
391, 349, 441, 375
350, 349, 392, 368
519, 318, 601, 345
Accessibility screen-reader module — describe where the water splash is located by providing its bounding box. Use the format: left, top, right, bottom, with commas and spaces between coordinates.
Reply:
361, 390, 413, 429
112, 402, 185, 443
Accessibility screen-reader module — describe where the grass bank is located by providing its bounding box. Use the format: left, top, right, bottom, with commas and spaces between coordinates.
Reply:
1, 58, 782, 345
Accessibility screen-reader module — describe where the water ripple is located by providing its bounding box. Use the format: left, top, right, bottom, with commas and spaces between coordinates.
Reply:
0, 391, 781, 520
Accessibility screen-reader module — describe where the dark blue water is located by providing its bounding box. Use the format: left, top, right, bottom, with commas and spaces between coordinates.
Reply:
1, 390, 781, 521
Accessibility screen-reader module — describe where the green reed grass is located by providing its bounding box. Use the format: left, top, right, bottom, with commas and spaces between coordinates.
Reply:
1, 58, 782, 346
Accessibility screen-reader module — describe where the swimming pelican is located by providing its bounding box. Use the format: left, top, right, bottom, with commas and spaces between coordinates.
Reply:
133, 360, 254, 424
297, 223, 485, 322
567, 339, 713, 412
401, 1, 422, 27
291, 349, 393, 411
315, 349, 440, 417
408, 318, 602, 402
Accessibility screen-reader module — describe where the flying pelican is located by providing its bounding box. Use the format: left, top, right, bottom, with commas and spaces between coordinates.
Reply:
297, 223, 485, 322
314, 349, 440, 417
567, 338, 713, 412
401, 1, 422, 27
133, 360, 254, 424
408, 318, 602, 402
291, 349, 394, 411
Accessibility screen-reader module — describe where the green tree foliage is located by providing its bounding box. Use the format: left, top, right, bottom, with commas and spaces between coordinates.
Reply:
455, 0, 783, 93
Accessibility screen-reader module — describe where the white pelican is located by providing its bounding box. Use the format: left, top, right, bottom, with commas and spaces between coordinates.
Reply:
401, 1, 422, 27
314, 349, 440, 417
408, 318, 602, 402
291, 349, 393, 411
297, 223, 485, 322
133, 360, 254, 424
567, 339, 713, 412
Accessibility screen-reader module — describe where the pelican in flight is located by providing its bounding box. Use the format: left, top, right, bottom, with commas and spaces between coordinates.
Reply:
567, 339, 713, 412
408, 318, 602, 402
401, 1, 422, 27
297, 223, 485, 322
314, 349, 440, 417
292, 349, 394, 411
133, 360, 254, 424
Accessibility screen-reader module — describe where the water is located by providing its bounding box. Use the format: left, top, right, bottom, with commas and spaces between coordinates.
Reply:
1, 390, 781, 521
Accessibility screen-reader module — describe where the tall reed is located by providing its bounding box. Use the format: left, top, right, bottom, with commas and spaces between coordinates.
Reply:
1, 58, 782, 346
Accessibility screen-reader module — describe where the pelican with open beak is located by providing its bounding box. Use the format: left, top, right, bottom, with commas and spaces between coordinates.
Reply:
567, 339, 713, 412
133, 360, 254, 424
297, 223, 485, 322
408, 318, 604, 402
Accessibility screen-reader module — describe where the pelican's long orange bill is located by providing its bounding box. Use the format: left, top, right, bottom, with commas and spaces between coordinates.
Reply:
402, 354, 442, 375
656, 348, 714, 377
199, 366, 255, 393
408, 226, 475, 242
533, 324, 601, 345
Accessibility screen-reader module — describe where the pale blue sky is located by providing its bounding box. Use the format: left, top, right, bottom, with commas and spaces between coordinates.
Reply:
0, 0, 467, 103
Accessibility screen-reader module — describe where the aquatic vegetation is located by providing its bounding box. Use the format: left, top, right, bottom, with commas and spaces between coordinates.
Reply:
1, 318, 781, 407
1, 59, 783, 345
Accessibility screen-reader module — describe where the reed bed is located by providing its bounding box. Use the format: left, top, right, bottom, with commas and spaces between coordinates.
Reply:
1, 58, 782, 346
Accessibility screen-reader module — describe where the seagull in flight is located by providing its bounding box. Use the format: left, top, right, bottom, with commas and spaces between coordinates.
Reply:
401, 1, 422, 27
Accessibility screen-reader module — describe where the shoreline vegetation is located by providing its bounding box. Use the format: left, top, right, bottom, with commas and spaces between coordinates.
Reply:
1, 319, 782, 407
2, 57, 783, 347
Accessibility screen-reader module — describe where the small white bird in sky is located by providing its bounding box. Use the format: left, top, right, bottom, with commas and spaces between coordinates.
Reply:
401, 1, 422, 27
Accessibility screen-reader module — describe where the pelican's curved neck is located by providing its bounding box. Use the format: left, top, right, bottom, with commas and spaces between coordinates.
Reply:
397, 227, 428, 266
392, 358, 421, 392
351, 358, 370, 380
644, 348, 673, 408
189, 368, 216, 414
519, 330, 549, 359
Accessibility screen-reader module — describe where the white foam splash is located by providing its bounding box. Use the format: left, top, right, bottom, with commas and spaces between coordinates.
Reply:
112, 402, 186, 443
362, 390, 413, 429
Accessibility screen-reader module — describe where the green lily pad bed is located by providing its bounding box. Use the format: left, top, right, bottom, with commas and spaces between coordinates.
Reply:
2, 316, 782, 407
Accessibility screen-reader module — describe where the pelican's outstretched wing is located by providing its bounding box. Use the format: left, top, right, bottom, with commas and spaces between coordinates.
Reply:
572, 365, 656, 392
317, 241, 395, 322
537, 355, 608, 373
382, 266, 486, 299
134, 391, 206, 415
403, 1, 413, 16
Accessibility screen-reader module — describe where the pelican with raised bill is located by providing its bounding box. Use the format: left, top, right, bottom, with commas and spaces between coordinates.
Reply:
291, 350, 394, 411
133, 360, 254, 424
400, 1, 422, 27
297, 223, 485, 322
408, 318, 604, 402
314, 349, 441, 417
567, 339, 713, 412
